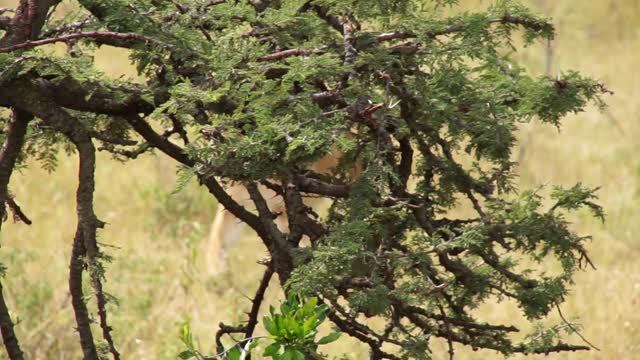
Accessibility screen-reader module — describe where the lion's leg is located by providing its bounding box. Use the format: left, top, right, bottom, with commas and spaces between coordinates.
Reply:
206, 183, 249, 275
206, 206, 245, 275
272, 203, 289, 233
206, 182, 300, 275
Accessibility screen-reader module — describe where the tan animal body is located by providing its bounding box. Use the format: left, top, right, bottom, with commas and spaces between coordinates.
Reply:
207, 151, 360, 275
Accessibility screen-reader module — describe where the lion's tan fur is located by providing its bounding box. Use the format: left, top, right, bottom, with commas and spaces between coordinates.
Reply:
206, 151, 359, 275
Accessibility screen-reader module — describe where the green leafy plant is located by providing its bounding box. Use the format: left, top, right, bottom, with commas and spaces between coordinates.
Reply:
178, 295, 339, 359
262, 294, 340, 359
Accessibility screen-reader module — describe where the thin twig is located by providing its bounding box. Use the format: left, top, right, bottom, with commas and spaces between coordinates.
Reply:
0, 109, 30, 360
6, 195, 32, 225
0, 31, 166, 53
169, 0, 213, 42
376, 31, 415, 42
437, 301, 455, 360
555, 303, 601, 351
205, 0, 226, 8
340, 15, 358, 88
0, 56, 37, 84
213, 336, 267, 359
89, 130, 137, 146
39, 16, 94, 38
258, 48, 319, 62
215, 323, 246, 351
244, 263, 274, 339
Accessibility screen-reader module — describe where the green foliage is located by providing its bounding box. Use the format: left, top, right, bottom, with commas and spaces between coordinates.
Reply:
95, 340, 113, 360
177, 295, 339, 359
551, 183, 605, 221
177, 319, 200, 360
3, 0, 610, 357
262, 294, 340, 359
523, 320, 584, 353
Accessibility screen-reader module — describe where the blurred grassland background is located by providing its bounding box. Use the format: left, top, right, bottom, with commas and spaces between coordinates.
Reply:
1, 0, 639, 359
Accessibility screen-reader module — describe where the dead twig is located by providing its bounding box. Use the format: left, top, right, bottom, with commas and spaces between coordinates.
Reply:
5, 193, 32, 225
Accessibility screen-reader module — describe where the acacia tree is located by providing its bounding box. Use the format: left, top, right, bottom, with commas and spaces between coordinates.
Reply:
0, 0, 610, 359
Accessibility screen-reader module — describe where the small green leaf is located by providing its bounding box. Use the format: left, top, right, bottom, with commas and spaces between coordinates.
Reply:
178, 321, 194, 349
284, 316, 300, 337
317, 332, 341, 345
177, 349, 196, 359
228, 347, 242, 360
281, 349, 294, 360
301, 297, 318, 316
302, 313, 319, 335
263, 316, 277, 335
274, 315, 284, 336
291, 350, 305, 360
263, 342, 281, 357
315, 304, 329, 323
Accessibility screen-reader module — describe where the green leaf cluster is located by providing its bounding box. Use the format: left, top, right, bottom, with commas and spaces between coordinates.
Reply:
263, 294, 340, 359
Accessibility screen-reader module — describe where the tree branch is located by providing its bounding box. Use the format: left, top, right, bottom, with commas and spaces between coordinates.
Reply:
6, 193, 32, 225
245, 182, 291, 273
215, 323, 246, 351
425, 15, 552, 39
244, 263, 274, 339
0, 2, 65, 357
299, 2, 342, 33
68, 229, 99, 359
556, 303, 600, 351
251, 0, 274, 13
0, 0, 60, 47
0, 281, 23, 360
325, 300, 401, 360
0, 109, 29, 360
283, 182, 327, 244
120, 114, 266, 235
258, 48, 320, 62
38, 16, 94, 38
513, 343, 590, 354
400, 304, 518, 333
340, 16, 358, 88
0, 31, 166, 53
64, 118, 120, 360
6, 86, 122, 359
397, 137, 413, 192
292, 174, 350, 198
375, 31, 416, 42
89, 130, 137, 146
0, 16, 10, 31
0, 110, 29, 230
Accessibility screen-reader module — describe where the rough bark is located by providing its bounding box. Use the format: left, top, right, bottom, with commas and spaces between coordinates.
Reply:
68, 231, 99, 360
5, 84, 109, 359
0, 110, 29, 360
0, 281, 23, 360
0, 0, 62, 356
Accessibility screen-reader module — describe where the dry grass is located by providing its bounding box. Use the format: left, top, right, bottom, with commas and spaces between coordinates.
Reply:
1, 0, 639, 359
